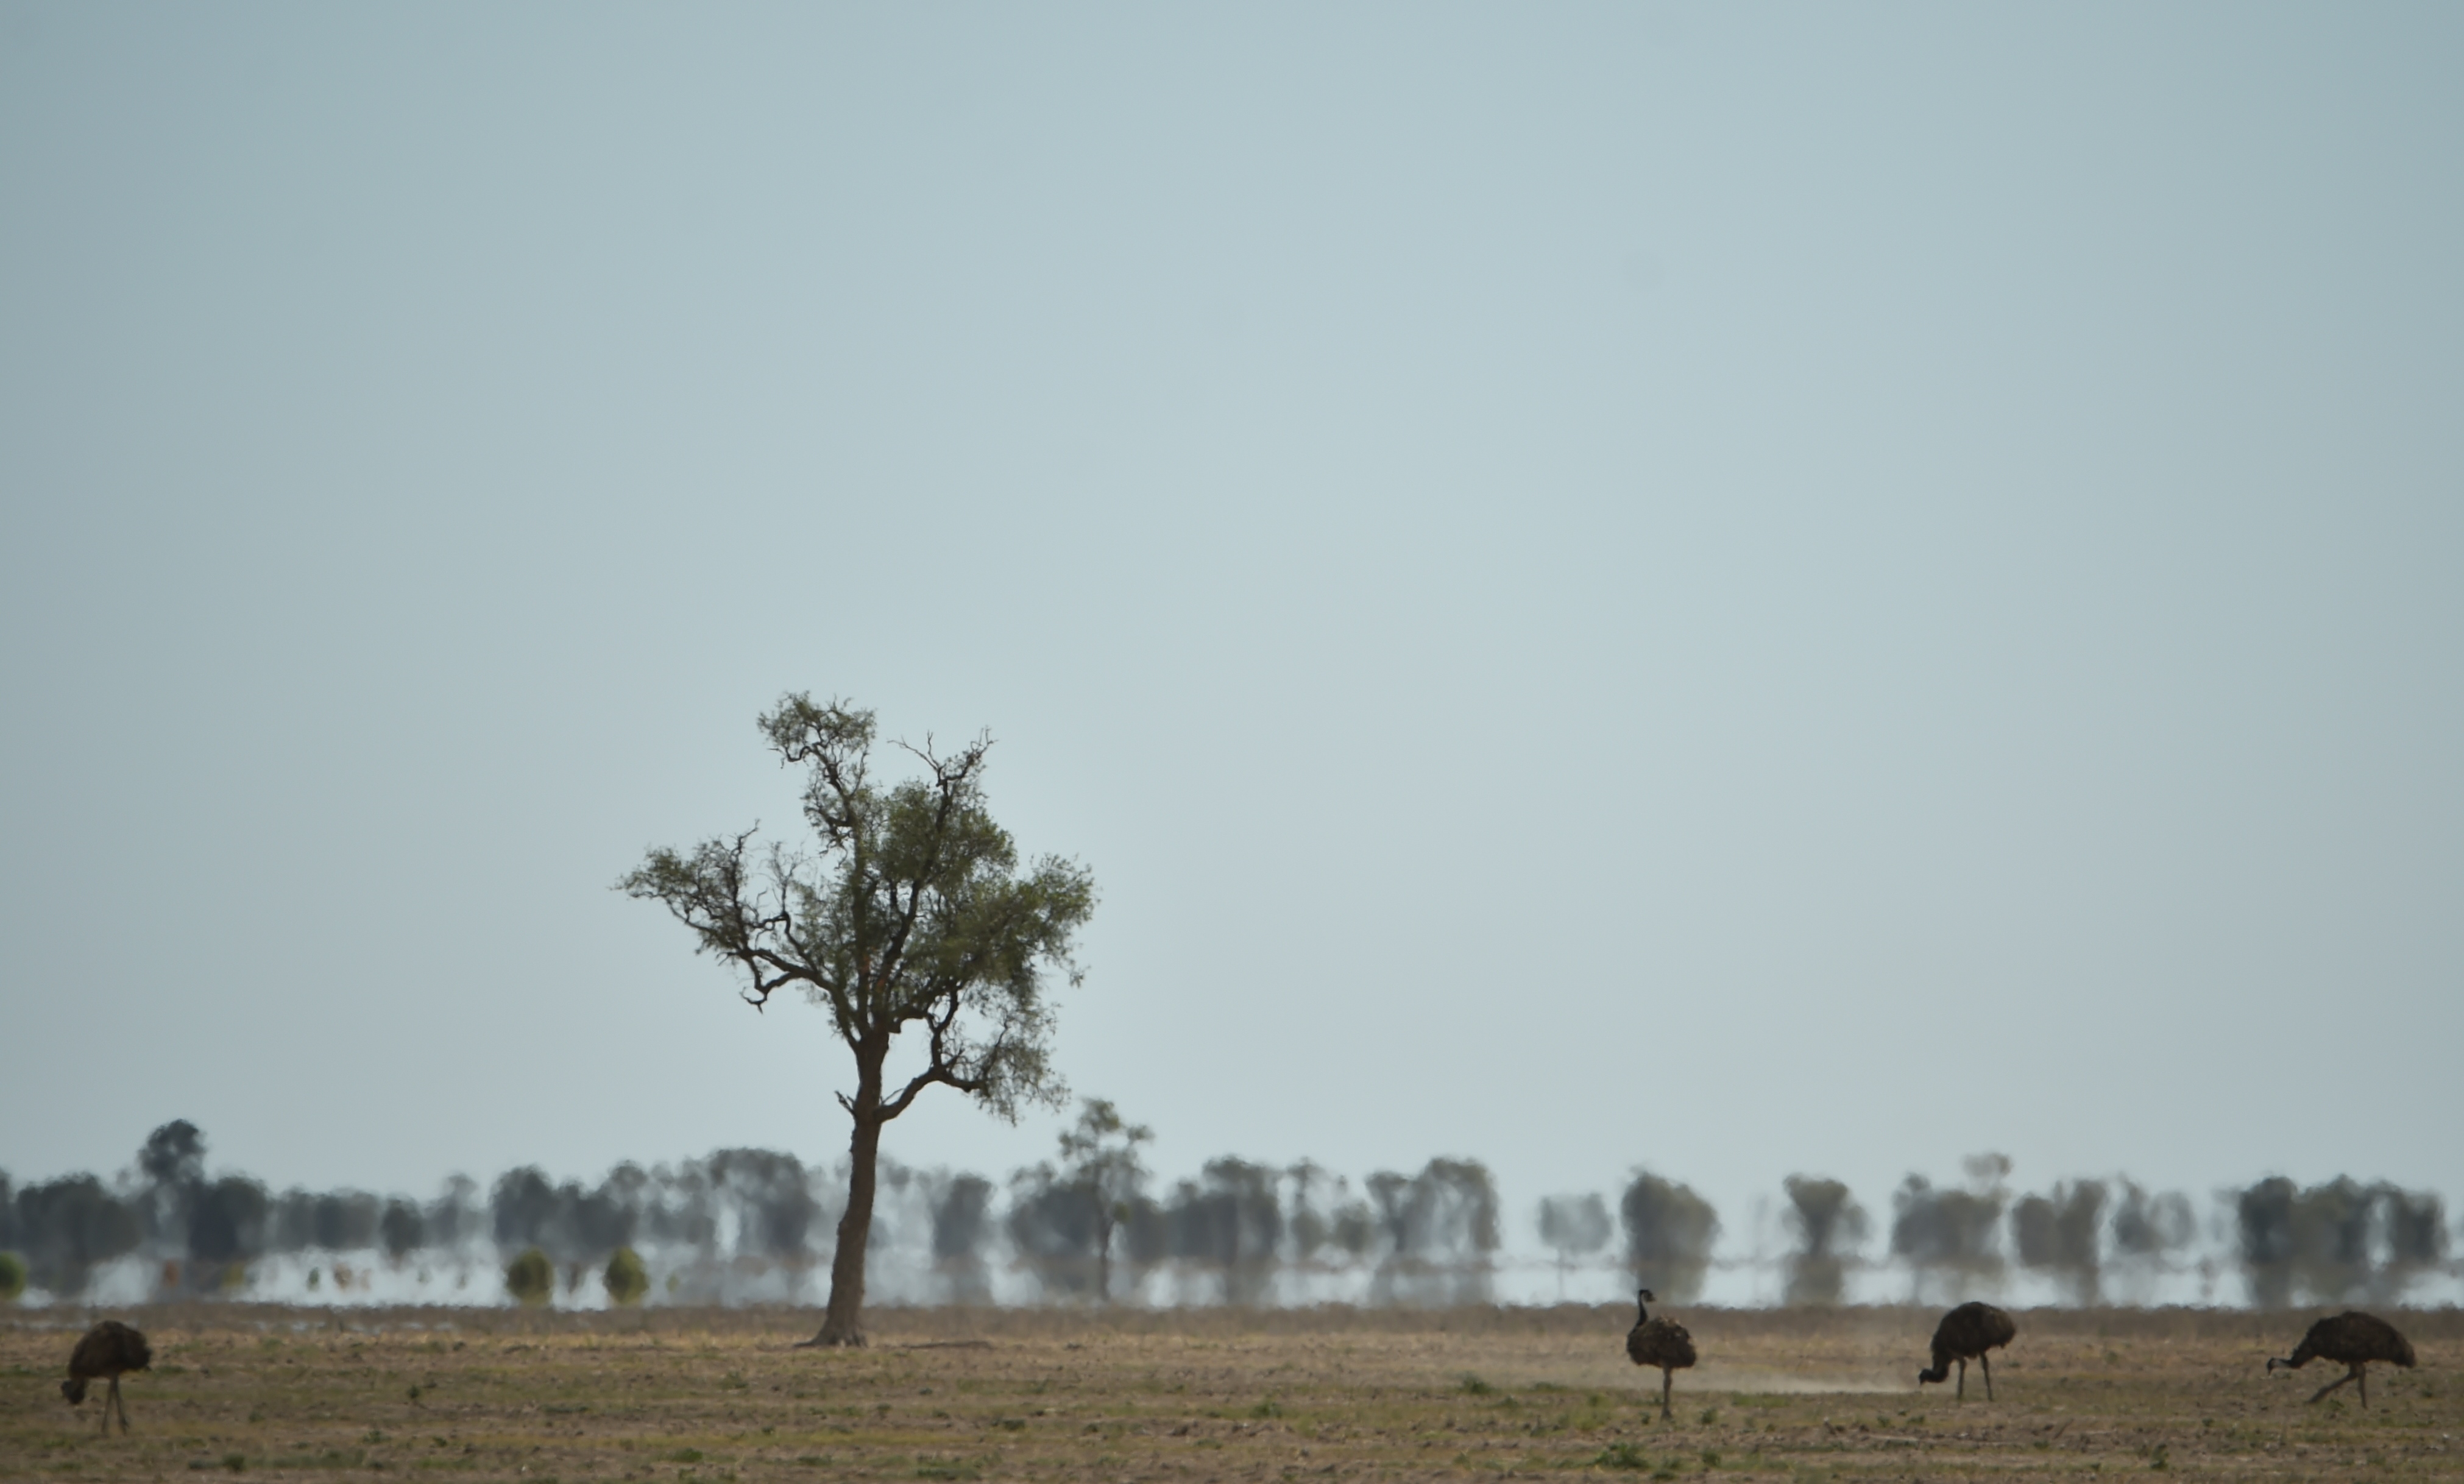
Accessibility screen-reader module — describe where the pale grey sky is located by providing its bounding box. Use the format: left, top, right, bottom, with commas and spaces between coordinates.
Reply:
4, 3, 2459, 1251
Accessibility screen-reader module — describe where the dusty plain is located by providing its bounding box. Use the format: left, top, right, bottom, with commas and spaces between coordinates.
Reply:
5, 1302, 2460, 1482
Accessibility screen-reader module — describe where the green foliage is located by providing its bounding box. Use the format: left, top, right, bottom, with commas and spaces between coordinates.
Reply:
1593, 1441, 1650, 1470
504, 1246, 554, 1306
618, 694, 1096, 1123
0, 1251, 25, 1302
603, 1247, 649, 1307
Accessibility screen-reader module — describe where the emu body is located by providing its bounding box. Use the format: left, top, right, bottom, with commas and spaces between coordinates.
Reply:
1917, 1301, 2015, 1402
63, 1320, 151, 1435
1624, 1288, 1698, 1420
2268, 1311, 2415, 1408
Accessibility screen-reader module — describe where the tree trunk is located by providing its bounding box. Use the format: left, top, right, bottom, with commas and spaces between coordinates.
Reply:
802, 1067, 885, 1348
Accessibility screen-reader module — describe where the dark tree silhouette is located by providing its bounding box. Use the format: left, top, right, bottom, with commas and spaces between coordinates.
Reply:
1172, 1158, 1285, 1304
1624, 1288, 1697, 1419
13, 1176, 138, 1296
622, 695, 1095, 1346
1008, 1162, 1104, 1299
1056, 1100, 1152, 1302
63, 1320, 150, 1435
2236, 1176, 2451, 1307
1620, 1171, 1719, 1302
1892, 1156, 2009, 1301
2012, 1180, 2105, 1304
930, 1173, 996, 1302
1917, 1301, 2016, 1401
2268, 1311, 2416, 1407
1781, 1175, 1866, 1306
1367, 1159, 1499, 1304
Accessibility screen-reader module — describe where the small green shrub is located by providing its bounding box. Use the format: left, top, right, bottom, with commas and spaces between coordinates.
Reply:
603, 1247, 649, 1306
0, 1251, 26, 1303
505, 1247, 554, 1306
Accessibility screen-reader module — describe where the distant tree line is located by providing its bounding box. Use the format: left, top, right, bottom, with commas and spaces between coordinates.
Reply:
1534, 1153, 2445, 1310
0, 1124, 2449, 1310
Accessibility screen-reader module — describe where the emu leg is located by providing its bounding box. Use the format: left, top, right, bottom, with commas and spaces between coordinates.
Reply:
1661, 1368, 1674, 1421
2307, 1368, 2357, 1405
113, 1376, 129, 1434
1955, 1358, 1966, 1402
2359, 1364, 2370, 1409
1981, 1353, 1994, 1402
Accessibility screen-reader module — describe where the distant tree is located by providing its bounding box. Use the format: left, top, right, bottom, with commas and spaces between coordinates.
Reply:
707, 1149, 814, 1258
2372, 1184, 2448, 1296
2236, 1176, 2449, 1307
1619, 1171, 1719, 1303
2011, 1180, 2106, 1304
2237, 1176, 2298, 1307
603, 1247, 650, 1306
189, 1177, 271, 1274
506, 1246, 554, 1306
135, 1120, 208, 1254
621, 694, 1095, 1346
1170, 1158, 1285, 1304
1370, 1159, 1501, 1304
379, 1199, 425, 1261
1536, 1194, 1613, 1298
1057, 1100, 1152, 1302
2288, 1177, 2375, 1302
0, 1249, 23, 1303
1282, 1162, 1339, 1268
1780, 1175, 1866, 1306
1891, 1156, 2010, 1302
13, 1175, 138, 1296
1007, 1162, 1102, 1299
2108, 1181, 2195, 1265
930, 1174, 996, 1302
306, 1191, 381, 1251
425, 1176, 483, 1254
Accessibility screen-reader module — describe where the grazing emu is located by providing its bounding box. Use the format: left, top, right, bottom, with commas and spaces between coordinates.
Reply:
63, 1320, 152, 1435
1917, 1301, 2016, 1402
2268, 1311, 2416, 1408
1624, 1288, 1698, 1420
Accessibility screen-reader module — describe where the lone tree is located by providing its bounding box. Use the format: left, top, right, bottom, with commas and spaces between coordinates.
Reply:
620, 694, 1095, 1346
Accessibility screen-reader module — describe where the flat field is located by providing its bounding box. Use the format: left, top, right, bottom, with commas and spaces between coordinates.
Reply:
5, 1303, 2460, 1482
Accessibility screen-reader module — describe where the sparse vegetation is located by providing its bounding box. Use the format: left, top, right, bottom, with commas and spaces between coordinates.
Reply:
602, 1246, 648, 1306
13, 1302, 2435, 1482
504, 1245, 554, 1306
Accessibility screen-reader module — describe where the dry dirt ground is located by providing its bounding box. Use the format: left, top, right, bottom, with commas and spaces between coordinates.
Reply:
5, 1303, 2460, 1482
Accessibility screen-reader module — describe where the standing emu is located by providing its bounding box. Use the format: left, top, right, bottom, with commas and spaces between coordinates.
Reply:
63, 1320, 152, 1435
1625, 1288, 1698, 1420
2267, 1311, 2415, 1408
1917, 1301, 2015, 1402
